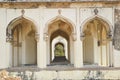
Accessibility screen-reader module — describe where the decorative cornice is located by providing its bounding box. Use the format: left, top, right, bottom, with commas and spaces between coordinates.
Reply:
35, 33, 40, 42
6, 34, 13, 42
44, 33, 48, 41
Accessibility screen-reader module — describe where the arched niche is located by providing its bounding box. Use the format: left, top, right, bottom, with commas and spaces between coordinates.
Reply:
52, 36, 68, 61
6, 16, 38, 67
50, 30, 69, 63
81, 17, 112, 66
81, 16, 113, 34
45, 16, 75, 65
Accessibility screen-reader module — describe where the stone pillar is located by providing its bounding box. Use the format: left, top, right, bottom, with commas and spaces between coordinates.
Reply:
14, 47, 18, 66
37, 33, 47, 68
70, 38, 74, 64
93, 38, 98, 65
74, 38, 83, 68
22, 41, 26, 65
98, 45, 101, 65
102, 45, 107, 66
6, 42, 12, 67
109, 41, 114, 67
37, 37, 44, 68
106, 42, 109, 66
45, 36, 48, 65
74, 8, 83, 68
36, 7, 47, 68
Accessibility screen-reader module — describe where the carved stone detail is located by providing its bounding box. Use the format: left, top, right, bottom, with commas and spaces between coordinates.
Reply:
44, 33, 48, 41
80, 33, 85, 41
94, 8, 98, 15
58, 9, 62, 15
21, 9, 25, 17
6, 33, 13, 42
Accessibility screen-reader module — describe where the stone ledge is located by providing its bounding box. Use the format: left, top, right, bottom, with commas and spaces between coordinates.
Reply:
1, 70, 120, 80
1, 66, 120, 72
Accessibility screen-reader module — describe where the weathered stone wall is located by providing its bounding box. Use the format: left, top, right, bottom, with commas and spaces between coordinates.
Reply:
6, 70, 120, 80
0, 1, 120, 68
113, 9, 120, 67
2, 0, 120, 2
0, 2, 120, 8
0, 70, 21, 80
114, 9, 120, 51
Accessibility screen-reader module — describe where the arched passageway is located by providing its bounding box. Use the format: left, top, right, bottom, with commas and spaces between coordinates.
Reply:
82, 17, 112, 66
52, 36, 68, 62
53, 42, 67, 62
6, 17, 38, 67
50, 30, 69, 64
45, 17, 75, 65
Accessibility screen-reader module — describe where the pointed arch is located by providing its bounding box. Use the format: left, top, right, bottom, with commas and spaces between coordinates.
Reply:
82, 15, 113, 66
45, 15, 75, 65
6, 16, 38, 67
44, 15, 76, 41
6, 16, 38, 36
81, 15, 113, 34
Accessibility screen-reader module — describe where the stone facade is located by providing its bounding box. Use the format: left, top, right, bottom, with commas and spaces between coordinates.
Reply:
0, 1, 120, 79
3, 70, 120, 80
0, 1, 120, 70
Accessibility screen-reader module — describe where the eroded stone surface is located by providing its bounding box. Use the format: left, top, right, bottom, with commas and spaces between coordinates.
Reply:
0, 70, 21, 80
114, 9, 120, 50
1, 70, 120, 80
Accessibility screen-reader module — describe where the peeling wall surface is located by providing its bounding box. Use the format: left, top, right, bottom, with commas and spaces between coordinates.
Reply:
0, 1, 120, 79
2, 70, 120, 80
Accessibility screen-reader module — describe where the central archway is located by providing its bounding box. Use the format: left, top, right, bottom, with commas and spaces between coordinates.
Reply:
52, 36, 68, 62
45, 16, 75, 65
50, 30, 69, 64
